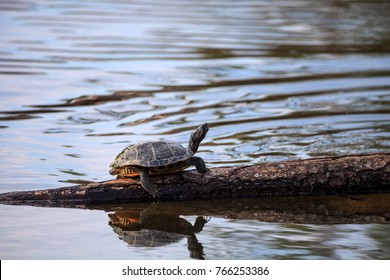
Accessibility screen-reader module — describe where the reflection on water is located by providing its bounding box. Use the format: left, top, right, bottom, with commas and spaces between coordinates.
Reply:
0, 0, 390, 259
104, 194, 390, 259
108, 203, 210, 259
0, 194, 389, 260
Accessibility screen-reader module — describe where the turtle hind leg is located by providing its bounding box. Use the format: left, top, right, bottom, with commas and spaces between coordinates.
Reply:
189, 157, 207, 173
137, 167, 160, 198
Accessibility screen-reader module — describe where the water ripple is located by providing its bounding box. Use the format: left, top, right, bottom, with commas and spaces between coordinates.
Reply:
1, 0, 390, 260
0, 0, 389, 188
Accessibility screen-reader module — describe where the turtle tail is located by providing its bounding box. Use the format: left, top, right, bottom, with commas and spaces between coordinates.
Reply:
188, 123, 209, 154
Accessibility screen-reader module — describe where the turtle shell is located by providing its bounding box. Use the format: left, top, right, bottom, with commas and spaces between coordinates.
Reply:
110, 141, 193, 171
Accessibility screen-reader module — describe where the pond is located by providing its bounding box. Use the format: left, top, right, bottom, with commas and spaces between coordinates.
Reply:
0, 0, 389, 259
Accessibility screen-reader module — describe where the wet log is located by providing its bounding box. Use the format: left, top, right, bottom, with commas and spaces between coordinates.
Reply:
0, 153, 389, 205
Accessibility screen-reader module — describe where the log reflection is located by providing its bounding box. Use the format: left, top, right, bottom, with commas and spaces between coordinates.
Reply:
101, 194, 390, 225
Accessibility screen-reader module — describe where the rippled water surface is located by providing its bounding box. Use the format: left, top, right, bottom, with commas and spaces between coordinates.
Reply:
0, 0, 390, 259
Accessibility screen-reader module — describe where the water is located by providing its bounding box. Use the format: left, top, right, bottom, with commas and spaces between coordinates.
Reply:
0, 0, 390, 259
1, 195, 390, 259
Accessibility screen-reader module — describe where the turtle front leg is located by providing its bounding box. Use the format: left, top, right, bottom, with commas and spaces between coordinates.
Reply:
137, 167, 160, 198
189, 157, 207, 173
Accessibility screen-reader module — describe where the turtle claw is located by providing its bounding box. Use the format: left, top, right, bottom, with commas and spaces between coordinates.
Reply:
137, 167, 161, 199
150, 188, 161, 199
143, 185, 160, 199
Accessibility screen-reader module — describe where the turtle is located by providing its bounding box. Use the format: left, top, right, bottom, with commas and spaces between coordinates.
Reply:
109, 123, 209, 197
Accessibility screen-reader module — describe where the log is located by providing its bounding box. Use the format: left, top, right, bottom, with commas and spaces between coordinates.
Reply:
0, 153, 389, 205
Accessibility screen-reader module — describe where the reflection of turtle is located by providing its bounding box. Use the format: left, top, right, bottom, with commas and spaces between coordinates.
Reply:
108, 207, 210, 259
111, 227, 184, 248
109, 123, 209, 197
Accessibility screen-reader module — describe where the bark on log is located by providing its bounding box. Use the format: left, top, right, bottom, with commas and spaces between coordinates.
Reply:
0, 153, 389, 205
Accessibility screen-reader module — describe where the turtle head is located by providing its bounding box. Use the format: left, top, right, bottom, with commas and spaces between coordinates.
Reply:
109, 161, 118, 175
188, 123, 209, 154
